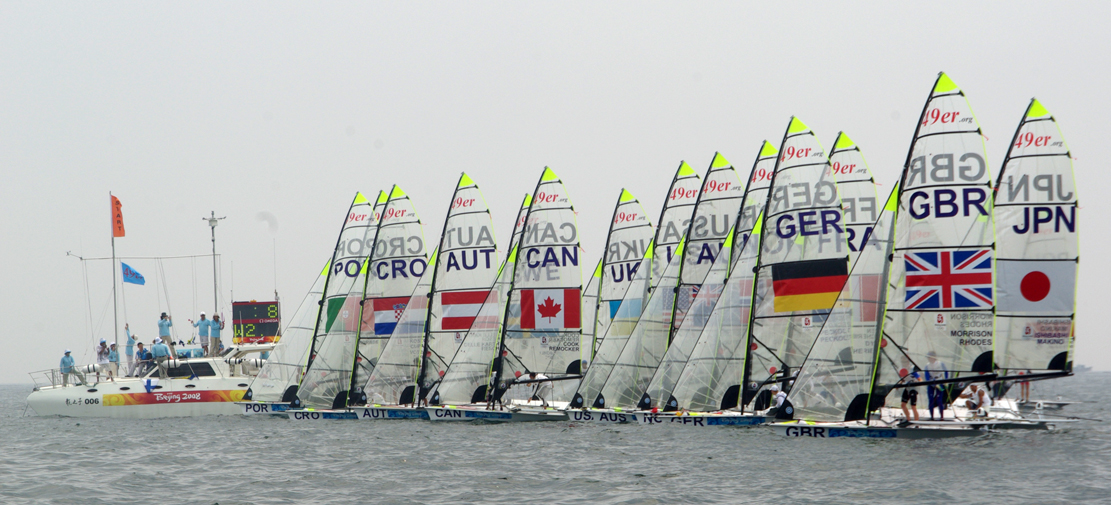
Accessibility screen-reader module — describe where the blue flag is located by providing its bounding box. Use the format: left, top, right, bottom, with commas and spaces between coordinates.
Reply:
122, 263, 146, 285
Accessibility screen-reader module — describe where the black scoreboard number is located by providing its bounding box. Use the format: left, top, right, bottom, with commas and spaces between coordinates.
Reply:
232, 301, 281, 343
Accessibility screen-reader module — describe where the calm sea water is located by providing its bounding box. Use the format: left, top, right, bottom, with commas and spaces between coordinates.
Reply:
2, 374, 1109, 505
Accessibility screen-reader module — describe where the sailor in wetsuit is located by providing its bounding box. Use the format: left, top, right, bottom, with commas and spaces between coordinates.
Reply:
900, 372, 920, 422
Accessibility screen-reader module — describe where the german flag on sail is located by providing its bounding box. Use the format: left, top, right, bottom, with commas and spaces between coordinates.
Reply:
771, 258, 849, 313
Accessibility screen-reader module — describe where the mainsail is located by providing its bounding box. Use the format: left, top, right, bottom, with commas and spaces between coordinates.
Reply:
585, 189, 654, 363
743, 117, 848, 409
789, 185, 898, 422
491, 167, 584, 403
296, 191, 387, 409
641, 141, 779, 410
433, 194, 532, 405
248, 259, 329, 402
363, 173, 501, 405
570, 162, 700, 409
993, 99, 1078, 373
829, 133, 880, 264
352, 186, 429, 397
881, 73, 995, 389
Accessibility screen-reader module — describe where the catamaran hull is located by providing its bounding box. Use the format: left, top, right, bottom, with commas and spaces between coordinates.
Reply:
425, 406, 568, 422
27, 380, 248, 418
771, 422, 987, 439
236, 401, 290, 416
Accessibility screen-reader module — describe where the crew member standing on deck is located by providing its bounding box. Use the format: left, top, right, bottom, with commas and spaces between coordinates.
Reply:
151, 338, 172, 380
124, 324, 136, 376
923, 351, 949, 421
107, 343, 119, 382
95, 339, 110, 383
60, 349, 85, 386
157, 313, 175, 356
209, 315, 224, 357
190, 312, 211, 357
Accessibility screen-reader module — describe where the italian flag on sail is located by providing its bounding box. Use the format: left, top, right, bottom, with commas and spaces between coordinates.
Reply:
521, 289, 581, 330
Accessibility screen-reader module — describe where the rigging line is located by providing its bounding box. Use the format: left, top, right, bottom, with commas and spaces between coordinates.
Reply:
71, 254, 224, 261
81, 255, 95, 346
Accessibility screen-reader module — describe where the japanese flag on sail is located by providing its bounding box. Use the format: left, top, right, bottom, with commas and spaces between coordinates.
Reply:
371, 297, 409, 335
996, 260, 1075, 313
521, 289, 580, 330
440, 290, 494, 330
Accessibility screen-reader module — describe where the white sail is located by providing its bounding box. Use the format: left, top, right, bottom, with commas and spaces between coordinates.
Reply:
433, 194, 532, 405
993, 99, 1078, 373
789, 185, 898, 422
364, 173, 501, 405
651, 161, 703, 285
641, 141, 779, 410
587, 189, 654, 363
674, 153, 745, 332
248, 259, 329, 402
744, 117, 848, 409
882, 73, 995, 384
491, 167, 584, 403
593, 237, 684, 409
570, 163, 700, 409
353, 186, 429, 395
829, 133, 880, 264
297, 191, 387, 409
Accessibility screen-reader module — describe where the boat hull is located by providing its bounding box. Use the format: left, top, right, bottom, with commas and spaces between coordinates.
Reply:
286, 409, 359, 420
567, 409, 767, 426
27, 378, 249, 418
425, 405, 568, 422
236, 401, 290, 416
355, 406, 430, 420
771, 421, 987, 439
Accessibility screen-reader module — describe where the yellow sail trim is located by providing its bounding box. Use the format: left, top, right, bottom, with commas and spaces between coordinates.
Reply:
753, 211, 763, 234
541, 167, 559, 181
360, 258, 369, 274
619, 189, 636, 203
522, 193, 532, 207
353, 192, 369, 204
723, 226, 735, 249
592, 259, 602, 278
760, 140, 778, 157
934, 72, 959, 94
390, 185, 407, 199
834, 132, 855, 150
321, 260, 331, 276
644, 240, 654, 260
427, 248, 438, 268
1027, 98, 1050, 119
678, 161, 697, 176
710, 152, 731, 169
376, 191, 388, 204
458, 173, 475, 188
788, 117, 809, 134
885, 183, 900, 211
508, 245, 518, 262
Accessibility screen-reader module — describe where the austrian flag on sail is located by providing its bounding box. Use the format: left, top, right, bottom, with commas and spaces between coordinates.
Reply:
521, 289, 581, 329
440, 290, 494, 330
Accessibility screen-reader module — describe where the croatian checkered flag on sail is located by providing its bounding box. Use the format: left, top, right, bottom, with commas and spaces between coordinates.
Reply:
904, 249, 993, 309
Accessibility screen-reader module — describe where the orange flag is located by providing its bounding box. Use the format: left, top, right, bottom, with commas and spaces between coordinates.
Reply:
111, 195, 125, 237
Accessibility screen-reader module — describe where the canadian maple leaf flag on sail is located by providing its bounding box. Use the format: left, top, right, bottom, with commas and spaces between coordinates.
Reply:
521, 289, 580, 330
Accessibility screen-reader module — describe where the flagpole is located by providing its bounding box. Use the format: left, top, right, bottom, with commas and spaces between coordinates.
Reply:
111, 192, 119, 349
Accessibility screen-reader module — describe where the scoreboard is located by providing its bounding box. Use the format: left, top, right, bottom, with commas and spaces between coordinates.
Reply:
232, 301, 281, 344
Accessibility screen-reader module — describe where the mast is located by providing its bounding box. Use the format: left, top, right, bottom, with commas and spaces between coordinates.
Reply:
110, 192, 119, 349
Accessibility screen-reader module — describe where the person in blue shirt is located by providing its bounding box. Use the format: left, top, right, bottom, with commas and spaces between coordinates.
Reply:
190, 312, 211, 356
134, 342, 152, 376
125, 324, 137, 376
59, 349, 85, 387
209, 315, 225, 357
151, 338, 173, 380
157, 312, 175, 355
108, 343, 120, 382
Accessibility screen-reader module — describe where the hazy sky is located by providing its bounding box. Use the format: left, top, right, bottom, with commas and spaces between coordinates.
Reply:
3, 2, 1109, 383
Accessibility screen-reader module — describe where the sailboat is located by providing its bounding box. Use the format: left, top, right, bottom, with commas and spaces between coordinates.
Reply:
773, 73, 1008, 438
587, 153, 744, 419
354, 173, 502, 420
289, 187, 431, 420
237, 191, 379, 415
426, 167, 581, 422
990, 99, 1078, 412
570, 162, 701, 412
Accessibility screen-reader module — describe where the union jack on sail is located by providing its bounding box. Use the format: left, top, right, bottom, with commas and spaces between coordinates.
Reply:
904, 249, 993, 310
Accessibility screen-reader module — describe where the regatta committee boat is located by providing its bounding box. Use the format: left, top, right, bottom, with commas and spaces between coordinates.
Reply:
28, 344, 275, 418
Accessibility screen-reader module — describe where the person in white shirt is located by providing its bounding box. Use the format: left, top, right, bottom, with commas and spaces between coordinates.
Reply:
95, 339, 110, 383
528, 373, 552, 407
771, 385, 787, 409
959, 383, 992, 411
